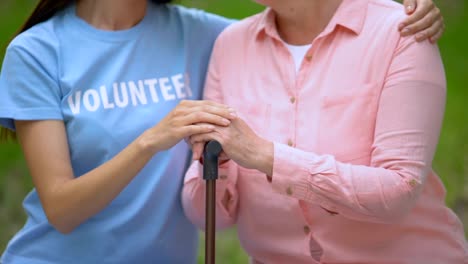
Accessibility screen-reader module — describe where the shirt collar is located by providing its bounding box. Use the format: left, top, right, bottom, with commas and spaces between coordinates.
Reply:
254, 7, 276, 39
254, 0, 369, 40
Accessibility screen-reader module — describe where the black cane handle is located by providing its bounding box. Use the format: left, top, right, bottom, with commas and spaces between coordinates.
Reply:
203, 140, 222, 181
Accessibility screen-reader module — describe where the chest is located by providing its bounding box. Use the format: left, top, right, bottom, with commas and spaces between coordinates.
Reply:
55, 39, 203, 171
220, 36, 391, 163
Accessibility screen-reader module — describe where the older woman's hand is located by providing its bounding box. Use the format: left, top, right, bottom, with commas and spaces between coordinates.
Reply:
400, 0, 444, 43
189, 117, 274, 175
189, 140, 230, 163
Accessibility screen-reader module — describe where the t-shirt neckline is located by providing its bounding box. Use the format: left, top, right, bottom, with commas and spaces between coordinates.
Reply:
65, 2, 154, 42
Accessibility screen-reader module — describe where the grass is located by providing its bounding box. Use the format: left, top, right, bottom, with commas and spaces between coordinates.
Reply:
0, 1, 466, 263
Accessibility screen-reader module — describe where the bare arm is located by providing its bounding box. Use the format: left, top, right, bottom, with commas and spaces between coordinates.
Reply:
16, 120, 154, 233
16, 100, 236, 234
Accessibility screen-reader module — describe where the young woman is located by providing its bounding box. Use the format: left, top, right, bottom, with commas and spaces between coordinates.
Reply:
182, 0, 467, 263
0, 0, 446, 263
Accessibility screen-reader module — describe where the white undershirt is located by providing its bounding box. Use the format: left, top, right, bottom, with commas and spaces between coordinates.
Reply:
284, 43, 312, 73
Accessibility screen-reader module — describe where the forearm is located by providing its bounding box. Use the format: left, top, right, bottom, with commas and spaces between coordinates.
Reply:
269, 142, 430, 223
45, 134, 156, 233
250, 135, 425, 223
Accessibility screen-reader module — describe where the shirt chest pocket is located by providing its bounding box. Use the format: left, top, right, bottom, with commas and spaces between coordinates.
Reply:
236, 102, 272, 139
317, 84, 380, 163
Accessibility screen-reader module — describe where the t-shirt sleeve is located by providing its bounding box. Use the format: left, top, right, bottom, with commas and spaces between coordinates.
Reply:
0, 42, 63, 131
175, 5, 235, 45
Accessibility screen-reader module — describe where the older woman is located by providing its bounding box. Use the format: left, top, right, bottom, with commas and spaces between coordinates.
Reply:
0, 0, 449, 263
182, 0, 467, 263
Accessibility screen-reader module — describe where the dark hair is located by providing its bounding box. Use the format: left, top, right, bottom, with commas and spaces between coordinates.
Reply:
0, 0, 172, 142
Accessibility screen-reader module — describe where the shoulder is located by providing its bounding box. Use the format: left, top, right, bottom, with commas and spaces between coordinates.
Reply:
367, 0, 404, 16
166, 4, 232, 24
365, 0, 444, 85
366, 0, 440, 50
160, 4, 234, 37
365, 0, 406, 32
362, 0, 440, 57
368, 0, 403, 11
6, 12, 62, 66
214, 12, 263, 46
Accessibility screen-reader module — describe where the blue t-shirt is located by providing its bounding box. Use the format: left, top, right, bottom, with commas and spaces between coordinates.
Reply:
0, 2, 231, 263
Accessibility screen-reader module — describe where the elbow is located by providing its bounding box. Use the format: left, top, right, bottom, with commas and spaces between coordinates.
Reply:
366, 185, 420, 224
181, 188, 206, 230
48, 217, 76, 235
44, 206, 77, 234
52, 223, 75, 235
182, 202, 208, 231
181, 186, 236, 231
376, 203, 413, 224
359, 166, 426, 224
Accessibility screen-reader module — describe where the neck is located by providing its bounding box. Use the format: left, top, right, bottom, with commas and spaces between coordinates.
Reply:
273, 0, 343, 45
76, 0, 147, 31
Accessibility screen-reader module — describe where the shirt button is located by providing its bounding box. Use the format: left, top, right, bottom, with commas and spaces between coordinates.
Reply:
290, 96, 296, 104
305, 55, 313, 62
408, 179, 418, 187
286, 186, 293, 196
219, 175, 227, 180
287, 139, 294, 147
303, 225, 311, 235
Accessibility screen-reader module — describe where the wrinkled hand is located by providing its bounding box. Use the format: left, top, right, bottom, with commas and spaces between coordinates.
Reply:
143, 100, 236, 153
400, 0, 444, 43
189, 117, 273, 174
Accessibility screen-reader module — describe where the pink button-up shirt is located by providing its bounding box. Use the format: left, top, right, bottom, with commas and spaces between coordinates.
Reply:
182, 0, 468, 263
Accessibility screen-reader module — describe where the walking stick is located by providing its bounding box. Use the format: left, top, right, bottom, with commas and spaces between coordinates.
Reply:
203, 140, 222, 264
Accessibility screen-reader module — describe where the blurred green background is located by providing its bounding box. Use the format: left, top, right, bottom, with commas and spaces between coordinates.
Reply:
0, 0, 466, 263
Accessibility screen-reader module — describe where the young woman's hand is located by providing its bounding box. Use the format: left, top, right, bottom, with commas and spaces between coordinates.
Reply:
189, 117, 273, 175
400, 0, 444, 43
13, 99, 236, 233
142, 100, 236, 153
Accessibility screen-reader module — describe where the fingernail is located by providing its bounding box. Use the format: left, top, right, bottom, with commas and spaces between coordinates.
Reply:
401, 28, 410, 35
398, 23, 405, 30
228, 108, 237, 116
222, 118, 231, 125
206, 125, 215, 130
406, 5, 414, 12
415, 33, 425, 41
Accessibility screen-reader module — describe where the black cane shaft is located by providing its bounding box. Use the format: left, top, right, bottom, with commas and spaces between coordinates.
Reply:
203, 141, 222, 264
205, 180, 216, 264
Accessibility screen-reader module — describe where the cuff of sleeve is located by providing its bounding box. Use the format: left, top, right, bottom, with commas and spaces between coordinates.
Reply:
271, 142, 337, 202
